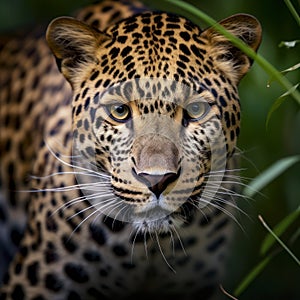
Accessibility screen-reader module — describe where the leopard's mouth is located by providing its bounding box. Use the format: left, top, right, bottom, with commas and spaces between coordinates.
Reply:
135, 206, 171, 220
132, 198, 198, 233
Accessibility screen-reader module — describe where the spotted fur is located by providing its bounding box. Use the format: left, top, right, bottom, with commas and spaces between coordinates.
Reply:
0, 1, 261, 299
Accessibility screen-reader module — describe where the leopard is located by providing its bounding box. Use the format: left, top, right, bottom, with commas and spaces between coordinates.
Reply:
0, 0, 262, 299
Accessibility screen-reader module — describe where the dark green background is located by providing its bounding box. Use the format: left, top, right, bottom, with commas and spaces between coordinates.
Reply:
0, 0, 299, 299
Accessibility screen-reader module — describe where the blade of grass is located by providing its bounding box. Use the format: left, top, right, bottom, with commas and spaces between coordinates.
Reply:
163, 0, 300, 105
260, 206, 300, 255
284, 0, 300, 26
234, 212, 300, 297
266, 83, 300, 128
234, 253, 274, 297
243, 155, 300, 198
259, 215, 300, 266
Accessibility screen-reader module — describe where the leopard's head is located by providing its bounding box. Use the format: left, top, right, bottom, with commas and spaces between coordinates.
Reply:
47, 12, 261, 233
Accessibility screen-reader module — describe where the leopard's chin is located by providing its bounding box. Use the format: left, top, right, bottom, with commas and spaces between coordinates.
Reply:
132, 202, 196, 234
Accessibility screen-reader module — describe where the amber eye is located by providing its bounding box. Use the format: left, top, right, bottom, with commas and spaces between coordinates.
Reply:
107, 103, 131, 122
185, 102, 209, 121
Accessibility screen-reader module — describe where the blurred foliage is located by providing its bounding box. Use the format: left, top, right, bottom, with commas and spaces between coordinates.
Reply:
0, 0, 299, 299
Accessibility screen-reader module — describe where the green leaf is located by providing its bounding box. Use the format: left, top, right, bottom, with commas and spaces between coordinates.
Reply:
266, 83, 300, 128
234, 254, 274, 297
267, 63, 300, 86
235, 212, 300, 297
283, 0, 300, 27
243, 155, 300, 198
260, 207, 300, 255
259, 215, 300, 266
266, 95, 287, 128
279, 40, 300, 48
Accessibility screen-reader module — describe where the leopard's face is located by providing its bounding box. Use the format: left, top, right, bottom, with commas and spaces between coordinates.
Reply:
73, 77, 227, 232
47, 12, 261, 233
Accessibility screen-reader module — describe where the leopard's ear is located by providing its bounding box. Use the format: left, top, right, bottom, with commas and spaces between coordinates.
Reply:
46, 17, 110, 85
202, 14, 262, 83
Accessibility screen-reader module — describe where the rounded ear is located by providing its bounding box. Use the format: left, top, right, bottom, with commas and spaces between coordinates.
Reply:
202, 14, 262, 83
46, 17, 110, 85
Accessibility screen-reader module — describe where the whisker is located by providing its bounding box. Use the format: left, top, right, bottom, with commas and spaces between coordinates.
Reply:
52, 195, 87, 216
155, 231, 176, 273
143, 231, 149, 259
204, 179, 243, 186
50, 191, 112, 216
168, 227, 175, 257
204, 179, 257, 191
204, 186, 252, 201
18, 181, 111, 194
44, 141, 109, 178
206, 169, 253, 182
207, 167, 246, 173
203, 192, 248, 217
67, 198, 121, 240
199, 197, 245, 232
189, 198, 215, 216
130, 229, 139, 263
170, 224, 187, 256
207, 179, 265, 198
105, 200, 127, 223
90, 199, 121, 217
67, 203, 95, 220
65, 195, 117, 221
67, 207, 101, 241
30, 171, 107, 180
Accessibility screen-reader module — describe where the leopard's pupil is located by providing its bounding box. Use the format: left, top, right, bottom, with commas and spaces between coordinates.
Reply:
186, 102, 207, 120
190, 103, 201, 113
109, 104, 130, 121
115, 105, 126, 115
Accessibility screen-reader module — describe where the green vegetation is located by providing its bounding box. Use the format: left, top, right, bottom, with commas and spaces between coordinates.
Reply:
0, 0, 299, 298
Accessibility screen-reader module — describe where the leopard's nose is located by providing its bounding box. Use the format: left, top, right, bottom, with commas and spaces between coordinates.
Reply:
133, 169, 181, 199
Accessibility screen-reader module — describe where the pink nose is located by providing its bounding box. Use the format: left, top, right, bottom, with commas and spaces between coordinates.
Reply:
133, 169, 181, 199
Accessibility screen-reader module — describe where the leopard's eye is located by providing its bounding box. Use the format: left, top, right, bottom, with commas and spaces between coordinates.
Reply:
185, 101, 209, 121
107, 103, 131, 122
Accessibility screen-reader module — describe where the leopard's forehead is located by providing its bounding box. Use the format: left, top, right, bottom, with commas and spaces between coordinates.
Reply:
106, 12, 201, 39
89, 12, 210, 85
